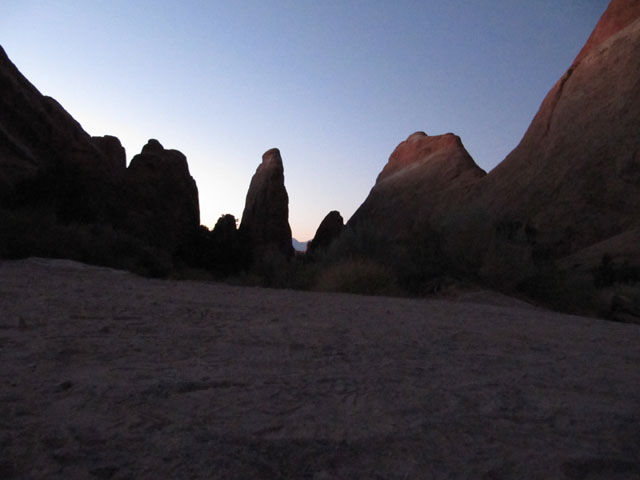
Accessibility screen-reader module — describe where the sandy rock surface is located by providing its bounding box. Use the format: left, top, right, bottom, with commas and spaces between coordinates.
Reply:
1, 258, 639, 479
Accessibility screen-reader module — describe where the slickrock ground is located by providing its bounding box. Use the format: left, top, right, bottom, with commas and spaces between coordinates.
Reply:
1, 259, 639, 479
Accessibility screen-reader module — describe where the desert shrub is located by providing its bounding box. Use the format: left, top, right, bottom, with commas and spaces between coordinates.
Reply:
517, 266, 597, 314
394, 232, 450, 294
314, 259, 399, 296
324, 222, 392, 264
593, 255, 640, 288
245, 245, 313, 289
178, 215, 253, 277
316, 222, 453, 296
0, 206, 172, 277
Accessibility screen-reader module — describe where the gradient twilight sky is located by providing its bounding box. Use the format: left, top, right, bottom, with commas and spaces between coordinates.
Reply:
2, 1, 608, 240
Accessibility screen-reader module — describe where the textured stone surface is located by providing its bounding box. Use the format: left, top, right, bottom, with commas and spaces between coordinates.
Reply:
471, 0, 640, 283
307, 210, 344, 254
2, 258, 640, 479
240, 148, 293, 258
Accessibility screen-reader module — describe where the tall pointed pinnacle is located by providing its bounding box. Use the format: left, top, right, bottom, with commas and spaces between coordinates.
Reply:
239, 148, 293, 258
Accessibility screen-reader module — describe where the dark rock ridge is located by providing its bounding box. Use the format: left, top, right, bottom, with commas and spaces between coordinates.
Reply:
240, 148, 293, 258
307, 211, 344, 255
0, 44, 200, 272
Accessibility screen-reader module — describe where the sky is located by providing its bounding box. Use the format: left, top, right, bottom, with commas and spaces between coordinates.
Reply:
2, 0, 609, 241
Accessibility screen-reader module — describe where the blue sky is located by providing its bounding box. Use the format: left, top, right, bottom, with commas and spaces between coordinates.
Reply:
2, 0, 608, 240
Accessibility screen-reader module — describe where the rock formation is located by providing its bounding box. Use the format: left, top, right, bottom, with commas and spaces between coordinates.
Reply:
240, 148, 293, 258
468, 0, 640, 290
91, 135, 127, 171
0, 46, 120, 222
348, 132, 485, 239
307, 211, 344, 255
346, 0, 640, 313
0, 45, 201, 272
124, 139, 200, 254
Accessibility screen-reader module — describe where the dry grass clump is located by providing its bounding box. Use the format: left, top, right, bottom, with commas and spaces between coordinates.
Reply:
314, 259, 399, 296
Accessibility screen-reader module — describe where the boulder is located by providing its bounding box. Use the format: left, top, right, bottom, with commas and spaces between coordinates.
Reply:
239, 148, 293, 258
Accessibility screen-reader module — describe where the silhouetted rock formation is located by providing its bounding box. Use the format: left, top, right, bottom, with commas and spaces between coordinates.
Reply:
91, 135, 126, 171
124, 139, 200, 254
0, 45, 201, 274
181, 215, 252, 276
307, 211, 344, 255
0, 46, 121, 222
240, 148, 293, 258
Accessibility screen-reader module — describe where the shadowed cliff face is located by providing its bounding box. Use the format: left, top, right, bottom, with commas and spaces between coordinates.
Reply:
240, 148, 293, 259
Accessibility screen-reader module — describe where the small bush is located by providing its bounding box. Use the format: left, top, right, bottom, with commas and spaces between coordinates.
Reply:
314, 259, 399, 296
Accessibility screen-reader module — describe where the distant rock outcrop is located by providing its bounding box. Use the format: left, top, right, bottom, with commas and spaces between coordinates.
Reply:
307, 211, 344, 255
292, 238, 308, 252
240, 148, 293, 258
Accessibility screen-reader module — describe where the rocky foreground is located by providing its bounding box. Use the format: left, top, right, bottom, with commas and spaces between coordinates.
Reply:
1, 259, 639, 479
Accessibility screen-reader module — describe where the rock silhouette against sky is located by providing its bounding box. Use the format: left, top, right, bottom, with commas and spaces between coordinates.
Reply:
239, 148, 294, 259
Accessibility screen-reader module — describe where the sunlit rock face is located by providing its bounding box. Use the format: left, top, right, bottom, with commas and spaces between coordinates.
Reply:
124, 139, 200, 254
240, 148, 293, 258
469, 0, 640, 284
348, 131, 486, 238
307, 210, 344, 255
